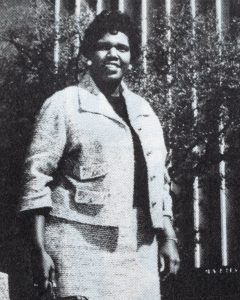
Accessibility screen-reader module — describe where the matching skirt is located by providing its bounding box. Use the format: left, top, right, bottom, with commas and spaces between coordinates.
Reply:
45, 210, 161, 300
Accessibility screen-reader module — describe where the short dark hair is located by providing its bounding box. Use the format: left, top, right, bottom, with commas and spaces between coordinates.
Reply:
81, 10, 141, 62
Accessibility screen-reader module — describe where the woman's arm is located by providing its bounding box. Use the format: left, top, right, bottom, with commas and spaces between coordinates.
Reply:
156, 216, 180, 280
30, 211, 56, 296
19, 93, 66, 214
158, 125, 180, 277
31, 213, 45, 252
19, 93, 67, 296
141, 97, 180, 277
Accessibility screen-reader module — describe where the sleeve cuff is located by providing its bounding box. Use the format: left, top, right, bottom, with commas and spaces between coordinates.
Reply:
18, 196, 52, 214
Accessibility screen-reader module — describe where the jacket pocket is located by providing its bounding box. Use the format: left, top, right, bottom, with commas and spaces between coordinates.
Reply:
74, 189, 105, 205
73, 163, 108, 205
79, 163, 108, 181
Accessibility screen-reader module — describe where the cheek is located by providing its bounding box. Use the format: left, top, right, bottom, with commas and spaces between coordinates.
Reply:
123, 55, 131, 67
124, 52, 131, 63
91, 52, 105, 65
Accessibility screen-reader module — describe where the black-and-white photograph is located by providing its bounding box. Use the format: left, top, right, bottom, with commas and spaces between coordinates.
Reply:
0, 1, 240, 299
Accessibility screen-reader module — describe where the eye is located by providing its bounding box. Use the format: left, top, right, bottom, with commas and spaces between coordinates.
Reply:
95, 43, 111, 51
116, 45, 130, 52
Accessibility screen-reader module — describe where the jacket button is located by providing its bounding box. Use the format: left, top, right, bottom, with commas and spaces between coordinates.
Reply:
138, 128, 142, 131
146, 151, 152, 156
150, 175, 156, 181
152, 202, 156, 207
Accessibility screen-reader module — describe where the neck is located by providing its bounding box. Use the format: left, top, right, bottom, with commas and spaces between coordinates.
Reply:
93, 78, 122, 97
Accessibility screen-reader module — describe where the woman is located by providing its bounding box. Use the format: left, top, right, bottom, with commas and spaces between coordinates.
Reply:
19, 10, 180, 300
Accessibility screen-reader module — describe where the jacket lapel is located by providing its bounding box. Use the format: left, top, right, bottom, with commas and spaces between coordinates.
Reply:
78, 73, 126, 126
121, 81, 152, 132
121, 82, 149, 121
122, 82, 166, 160
78, 73, 151, 127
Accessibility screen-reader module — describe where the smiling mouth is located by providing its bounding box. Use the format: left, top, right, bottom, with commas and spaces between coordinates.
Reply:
104, 62, 120, 68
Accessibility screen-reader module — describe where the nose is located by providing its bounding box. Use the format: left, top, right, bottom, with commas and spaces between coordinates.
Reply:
107, 46, 118, 57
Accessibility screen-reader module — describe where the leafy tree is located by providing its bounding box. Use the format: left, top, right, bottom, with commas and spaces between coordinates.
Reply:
0, 0, 92, 242
1, 0, 240, 272
126, 3, 240, 269
128, 4, 240, 184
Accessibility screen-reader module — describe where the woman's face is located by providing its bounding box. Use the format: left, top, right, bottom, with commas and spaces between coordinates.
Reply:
89, 31, 131, 84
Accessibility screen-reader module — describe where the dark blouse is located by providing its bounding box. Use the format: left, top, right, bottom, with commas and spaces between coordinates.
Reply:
109, 94, 149, 209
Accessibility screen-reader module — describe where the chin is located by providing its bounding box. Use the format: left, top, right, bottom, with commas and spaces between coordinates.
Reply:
102, 74, 123, 82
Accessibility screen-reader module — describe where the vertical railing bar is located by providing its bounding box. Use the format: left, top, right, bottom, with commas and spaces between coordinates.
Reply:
165, 0, 172, 104
191, 0, 201, 269
96, 0, 103, 14
54, 0, 61, 71
74, 0, 81, 57
216, 0, 228, 267
141, 0, 148, 73
119, 0, 124, 12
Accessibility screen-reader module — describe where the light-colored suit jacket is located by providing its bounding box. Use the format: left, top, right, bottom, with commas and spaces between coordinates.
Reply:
19, 74, 172, 228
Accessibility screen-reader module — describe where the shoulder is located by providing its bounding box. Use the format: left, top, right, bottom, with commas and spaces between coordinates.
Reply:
126, 88, 157, 116
39, 86, 79, 115
45, 86, 79, 106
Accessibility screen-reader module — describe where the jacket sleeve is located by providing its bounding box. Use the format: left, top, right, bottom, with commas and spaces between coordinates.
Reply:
18, 93, 67, 213
148, 101, 173, 220
162, 163, 173, 219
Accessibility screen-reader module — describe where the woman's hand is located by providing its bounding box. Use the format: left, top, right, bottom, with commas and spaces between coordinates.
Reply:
32, 248, 56, 297
159, 239, 180, 281
29, 212, 56, 296
157, 216, 180, 280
